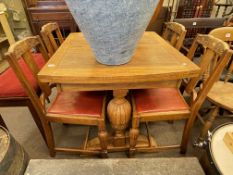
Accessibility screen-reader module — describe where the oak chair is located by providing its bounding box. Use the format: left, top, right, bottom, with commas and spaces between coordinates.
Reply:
162, 22, 187, 50
5, 36, 108, 157
129, 34, 232, 156
40, 22, 64, 57
0, 36, 49, 142
209, 27, 233, 49
197, 27, 233, 145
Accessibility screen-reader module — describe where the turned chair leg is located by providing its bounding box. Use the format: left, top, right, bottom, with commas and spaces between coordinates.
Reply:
0, 114, 7, 129
129, 117, 140, 157
180, 113, 198, 154
198, 106, 219, 144
98, 120, 108, 158
43, 120, 56, 157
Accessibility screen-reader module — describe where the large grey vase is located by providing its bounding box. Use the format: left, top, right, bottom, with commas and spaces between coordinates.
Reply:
65, 0, 159, 65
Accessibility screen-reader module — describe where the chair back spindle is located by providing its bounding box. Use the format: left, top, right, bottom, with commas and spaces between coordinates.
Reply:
40, 22, 64, 57
162, 22, 187, 50
185, 34, 231, 94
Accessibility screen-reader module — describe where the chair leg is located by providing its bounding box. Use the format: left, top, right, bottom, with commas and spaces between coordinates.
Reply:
181, 111, 200, 154
98, 120, 108, 158
43, 120, 56, 157
129, 117, 140, 157
197, 106, 219, 144
0, 114, 8, 129
27, 101, 47, 144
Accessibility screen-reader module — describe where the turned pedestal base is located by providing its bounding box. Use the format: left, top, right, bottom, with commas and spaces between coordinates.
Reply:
107, 90, 131, 146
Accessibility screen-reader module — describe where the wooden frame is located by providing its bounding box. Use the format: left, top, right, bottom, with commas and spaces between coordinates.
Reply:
0, 12, 15, 45
129, 34, 232, 156
146, 0, 164, 31
5, 36, 108, 157
162, 22, 187, 50
40, 22, 64, 57
0, 35, 49, 143
197, 27, 233, 145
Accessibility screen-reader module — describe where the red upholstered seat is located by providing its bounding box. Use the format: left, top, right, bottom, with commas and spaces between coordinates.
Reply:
0, 53, 45, 97
133, 88, 189, 114
47, 91, 105, 117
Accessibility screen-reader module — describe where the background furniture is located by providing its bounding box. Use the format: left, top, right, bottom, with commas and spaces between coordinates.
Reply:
1, 35, 49, 144
0, 126, 29, 175
176, 0, 214, 18
162, 22, 186, 50
22, 0, 77, 36
0, 12, 15, 45
25, 158, 205, 175
5, 36, 108, 157
197, 27, 233, 145
38, 32, 200, 153
215, 0, 233, 17
173, 18, 226, 52
40, 22, 64, 57
0, 11, 15, 71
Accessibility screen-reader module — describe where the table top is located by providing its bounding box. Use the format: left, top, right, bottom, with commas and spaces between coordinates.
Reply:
38, 32, 200, 89
25, 158, 205, 175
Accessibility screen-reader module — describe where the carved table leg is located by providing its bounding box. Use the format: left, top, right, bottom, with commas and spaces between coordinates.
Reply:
107, 90, 131, 146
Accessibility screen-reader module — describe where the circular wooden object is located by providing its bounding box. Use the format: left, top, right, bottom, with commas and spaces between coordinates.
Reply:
208, 123, 233, 174
0, 127, 29, 175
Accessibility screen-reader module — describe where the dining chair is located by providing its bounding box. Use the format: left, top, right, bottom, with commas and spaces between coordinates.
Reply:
129, 34, 232, 156
209, 27, 233, 47
40, 22, 64, 57
5, 36, 108, 157
162, 22, 187, 50
196, 27, 233, 145
0, 36, 49, 143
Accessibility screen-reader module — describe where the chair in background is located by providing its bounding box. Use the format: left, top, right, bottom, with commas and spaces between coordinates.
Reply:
161, 22, 187, 50
209, 27, 233, 48
0, 36, 49, 143
40, 22, 64, 57
129, 34, 232, 156
196, 27, 233, 145
5, 36, 108, 157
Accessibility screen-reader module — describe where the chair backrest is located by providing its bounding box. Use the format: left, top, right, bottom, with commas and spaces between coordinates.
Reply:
209, 27, 233, 82
162, 22, 187, 50
40, 22, 64, 57
209, 27, 233, 45
5, 36, 51, 117
184, 34, 232, 119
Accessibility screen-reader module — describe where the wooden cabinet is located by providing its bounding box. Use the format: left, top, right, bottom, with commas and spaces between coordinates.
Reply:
22, 0, 78, 36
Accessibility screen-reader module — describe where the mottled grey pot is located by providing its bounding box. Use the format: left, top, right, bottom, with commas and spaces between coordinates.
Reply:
65, 0, 158, 65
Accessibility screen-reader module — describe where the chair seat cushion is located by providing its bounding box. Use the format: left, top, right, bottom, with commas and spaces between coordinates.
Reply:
0, 53, 45, 97
133, 88, 189, 114
47, 91, 105, 117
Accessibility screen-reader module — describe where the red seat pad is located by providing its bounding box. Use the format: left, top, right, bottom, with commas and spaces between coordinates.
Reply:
0, 53, 45, 97
47, 91, 105, 117
133, 88, 189, 114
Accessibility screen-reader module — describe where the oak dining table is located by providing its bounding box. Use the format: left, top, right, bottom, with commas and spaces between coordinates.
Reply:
38, 32, 200, 151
